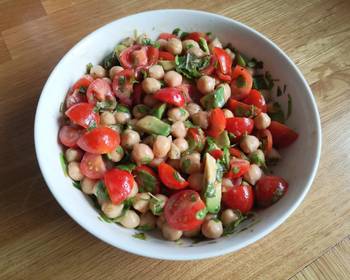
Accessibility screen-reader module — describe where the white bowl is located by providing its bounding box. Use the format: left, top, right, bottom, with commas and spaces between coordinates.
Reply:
34, 9, 321, 260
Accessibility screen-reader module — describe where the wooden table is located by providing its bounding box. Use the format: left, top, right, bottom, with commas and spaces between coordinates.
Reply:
1, 0, 349, 279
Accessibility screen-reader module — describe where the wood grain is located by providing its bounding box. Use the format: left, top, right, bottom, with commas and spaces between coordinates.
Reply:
0, 0, 350, 279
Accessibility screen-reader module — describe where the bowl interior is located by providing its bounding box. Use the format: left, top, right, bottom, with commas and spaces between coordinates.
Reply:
35, 9, 321, 260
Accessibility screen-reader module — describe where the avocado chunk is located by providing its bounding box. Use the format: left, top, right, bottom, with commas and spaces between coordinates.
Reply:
136, 116, 171, 136
151, 103, 167, 119
214, 131, 230, 148
202, 153, 222, 213
158, 60, 176, 71
200, 86, 225, 110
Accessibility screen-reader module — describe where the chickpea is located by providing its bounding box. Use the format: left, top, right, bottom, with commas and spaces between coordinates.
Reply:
108, 147, 124, 162
162, 223, 183, 241
168, 143, 181, 160
183, 227, 201, 237
222, 109, 234, 118
173, 138, 188, 153
156, 214, 166, 229
65, 148, 83, 162
142, 77, 161, 94
186, 103, 202, 116
119, 210, 140, 229
139, 212, 157, 229
120, 37, 135, 47
114, 111, 131, 124
209, 38, 222, 51
101, 201, 123, 219
244, 164, 263, 185
222, 178, 234, 193
166, 38, 183, 55
168, 108, 189, 122
182, 39, 199, 50
188, 173, 203, 192
143, 94, 159, 107
201, 219, 223, 239
180, 152, 201, 174
132, 193, 151, 214
217, 83, 231, 103
156, 39, 168, 50
153, 135, 172, 158
127, 181, 138, 199
90, 65, 106, 78
188, 46, 206, 58
225, 48, 235, 60
81, 177, 98, 195
148, 65, 164, 80
192, 111, 209, 129
240, 135, 260, 154
132, 143, 154, 164
164, 70, 182, 87
249, 149, 265, 167
67, 162, 84, 181
108, 124, 123, 134
103, 77, 112, 85
197, 75, 215, 95
100, 111, 116, 125
171, 121, 187, 138
167, 159, 181, 170
220, 209, 239, 227
109, 66, 124, 79
149, 194, 168, 216
121, 129, 141, 149
143, 135, 155, 146
254, 112, 271, 130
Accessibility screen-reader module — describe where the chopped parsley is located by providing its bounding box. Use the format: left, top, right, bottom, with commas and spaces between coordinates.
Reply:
115, 163, 136, 173
72, 181, 81, 190
172, 27, 181, 36
181, 158, 191, 172
232, 166, 240, 174
132, 232, 146, 240
59, 152, 68, 176
86, 62, 93, 74
95, 181, 110, 201
236, 75, 246, 88
175, 53, 210, 79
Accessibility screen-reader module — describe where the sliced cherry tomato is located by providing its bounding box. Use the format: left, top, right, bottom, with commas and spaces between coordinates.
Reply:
86, 78, 114, 105
164, 190, 206, 230
119, 45, 143, 68
71, 75, 94, 91
229, 147, 244, 158
209, 149, 223, 160
183, 32, 209, 42
80, 153, 106, 179
158, 33, 177, 40
104, 168, 134, 204
230, 66, 253, 100
256, 129, 273, 154
213, 47, 232, 76
201, 55, 217, 76
145, 46, 159, 66
132, 83, 143, 105
58, 125, 84, 147
255, 176, 288, 207
133, 165, 160, 194
153, 87, 185, 107
186, 127, 206, 152
216, 71, 232, 82
243, 89, 267, 112
119, 45, 158, 69
65, 103, 100, 128
226, 159, 250, 179
158, 51, 175, 61
207, 108, 226, 137
77, 127, 120, 154
222, 184, 254, 214
66, 88, 88, 109
112, 69, 135, 106
158, 162, 189, 190
226, 117, 254, 138
268, 121, 298, 148
227, 99, 261, 118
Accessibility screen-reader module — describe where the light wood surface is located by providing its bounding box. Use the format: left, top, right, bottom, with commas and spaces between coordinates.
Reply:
1, 0, 349, 279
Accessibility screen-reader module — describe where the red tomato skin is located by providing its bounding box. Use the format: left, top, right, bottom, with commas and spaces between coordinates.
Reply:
227, 99, 261, 118
132, 83, 143, 105
207, 108, 226, 137
145, 46, 159, 66
158, 162, 189, 190
164, 190, 206, 231
223, 184, 254, 214
119, 45, 141, 68
86, 78, 113, 105
65, 103, 100, 128
104, 169, 134, 204
268, 121, 298, 148
243, 89, 267, 112
158, 51, 175, 61
226, 159, 250, 179
154, 87, 185, 107
256, 129, 273, 154
209, 149, 223, 160
66, 88, 88, 109
58, 125, 84, 147
183, 32, 209, 42
77, 127, 120, 154
80, 153, 106, 179
119, 45, 158, 69
71, 75, 94, 91
255, 176, 288, 207
230, 66, 253, 100
229, 147, 244, 158
112, 69, 134, 106
201, 55, 217, 76
158, 33, 177, 40
216, 71, 232, 82
225, 117, 254, 138
213, 47, 232, 75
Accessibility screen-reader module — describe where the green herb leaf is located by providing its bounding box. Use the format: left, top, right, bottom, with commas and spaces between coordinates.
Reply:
184, 120, 196, 128
175, 53, 210, 79
59, 152, 68, 176
232, 166, 240, 174
236, 75, 246, 88
180, 31, 189, 39
172, 28, 181, 36
135, 169, 158, 193
223, 210, 247, 236
95, 181, 110, 201
247, 58, 263, 69
173, 171, 184, 182
236, 53, 246, 67
287, 94, 292, 118
181, 159, 191, 173
136, 224, 154, 231
199, 37, 209, 53
115, 104, 130, 113
72, 181, 81, 190
86, 63, 93, 74
277, 86, 283, 97
268, 102, 285, 123
196, 208, 208, 220
116, 163, 136, 173
132, 232, 146, 240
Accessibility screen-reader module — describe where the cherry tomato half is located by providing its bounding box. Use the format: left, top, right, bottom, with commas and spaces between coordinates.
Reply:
230, 66, 253, 100
225, 117, 254, 138
158, 51, 175, 61
213, 47, 232, 76
86, 78, 114, 105
229, 147, 245, 158
112, 69, 135, 106
227, 99, 261, 118
222, 184, 254, 214
206, 108, 226, 137
133, 165, 160, 194
186, 127, 206, 152
164, 190, 207, 231
243, 89, 267, 112
201, 55, 217, 76
71, 75, 94, 91
80, 153, 106, 179
158, 33, 177, 40
268, 121, 298, 148
256, 129, 273, 154
77, 127, 120, 154
66, 88, 87, 109
158, 162, 189, 190
65, 103, 100, 128
255, 176, 288, 207
132, 83, 143, 105
58, 125, 84, 148
119, 45, 159, 69
153, 87, 185, 107
183, 32, 209, 42
209, 149, 224, 160
104, 168, 134, 204
226, 159, 250, 179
